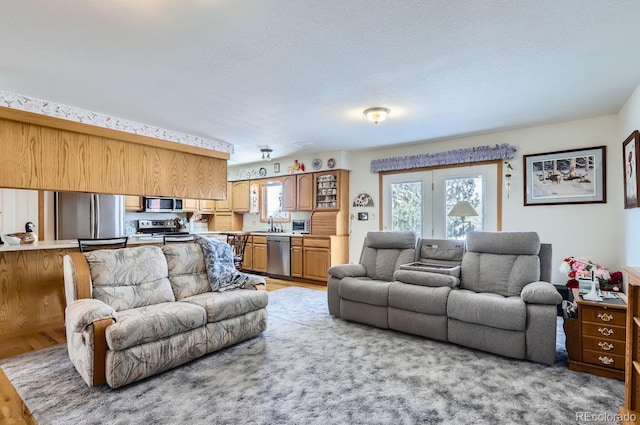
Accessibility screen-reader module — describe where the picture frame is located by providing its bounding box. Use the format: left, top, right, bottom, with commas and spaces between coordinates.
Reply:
523, 146, 606, 206
273, 162, 280, 174
623, 130, 640, 209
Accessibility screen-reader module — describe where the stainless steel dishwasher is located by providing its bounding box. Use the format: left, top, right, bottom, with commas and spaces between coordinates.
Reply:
267, 235, 291, 278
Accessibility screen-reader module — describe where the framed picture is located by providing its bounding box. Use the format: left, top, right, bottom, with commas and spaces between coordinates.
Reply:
623, 130, 640, 209
523, 146, 606, 206
273, 162, 280, 174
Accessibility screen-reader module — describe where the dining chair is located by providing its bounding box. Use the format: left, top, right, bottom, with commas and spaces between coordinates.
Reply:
227, 233, 250, 270
78, 236, 129, 253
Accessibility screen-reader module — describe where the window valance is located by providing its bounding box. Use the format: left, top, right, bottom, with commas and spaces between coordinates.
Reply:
370, 143, 516, 173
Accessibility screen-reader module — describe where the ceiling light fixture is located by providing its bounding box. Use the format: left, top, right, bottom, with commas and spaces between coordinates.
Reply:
260, 148, 273, 161
363, 107, 390, 124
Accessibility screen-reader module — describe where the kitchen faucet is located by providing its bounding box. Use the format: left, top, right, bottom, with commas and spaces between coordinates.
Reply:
268, 215, 274, 232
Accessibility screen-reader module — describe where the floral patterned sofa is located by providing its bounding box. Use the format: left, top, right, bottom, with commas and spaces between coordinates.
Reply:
63, 243, 268, 388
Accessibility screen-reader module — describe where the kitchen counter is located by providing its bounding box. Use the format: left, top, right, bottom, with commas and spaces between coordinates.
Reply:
0, 237, 167, 252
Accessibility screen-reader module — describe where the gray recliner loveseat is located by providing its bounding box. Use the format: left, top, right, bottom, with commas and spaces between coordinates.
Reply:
328, 231, 561, 365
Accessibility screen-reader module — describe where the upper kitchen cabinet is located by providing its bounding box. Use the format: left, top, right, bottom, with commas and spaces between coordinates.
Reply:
215, 182, 233, 212
282, 175, 297, 212
124, 195, 143, 211
314, 170, 349, 211
297, 173, 314, 211
199, 199, 216, 213
231, 181, 250, 213
249, 181, 260, 214
183, 198, 215, 213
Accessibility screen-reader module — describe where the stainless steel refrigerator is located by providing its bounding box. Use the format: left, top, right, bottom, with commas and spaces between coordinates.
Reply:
55, 192, 124, 240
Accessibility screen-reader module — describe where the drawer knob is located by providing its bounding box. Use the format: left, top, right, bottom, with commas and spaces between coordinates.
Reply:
598, 356, 614, 365
597, 327, 614, 336
597, 312, 614, 322
598, 341, 614, 351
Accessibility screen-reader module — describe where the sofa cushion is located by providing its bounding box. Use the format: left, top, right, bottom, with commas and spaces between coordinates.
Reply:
340, 278, 391, 306
466, 231, 540, 255
162, 243, 210, 300
388, 281, 450, 315
447, 289, 526, 331
181, 289, 268, 322
393, 269, 460, 288
86, 246, 175, 311
359, 232, 416, 281
461, 253, 540, 297
105, 302, 207, 351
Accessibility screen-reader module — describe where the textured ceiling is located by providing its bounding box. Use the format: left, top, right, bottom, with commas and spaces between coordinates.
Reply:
1, 1, 639, 164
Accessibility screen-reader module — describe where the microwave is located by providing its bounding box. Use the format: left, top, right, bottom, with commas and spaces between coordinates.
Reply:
143, 197, 183, 213
292, 219, 310, 233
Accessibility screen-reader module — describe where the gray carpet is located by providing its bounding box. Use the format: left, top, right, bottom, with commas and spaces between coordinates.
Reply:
1, 287, 625, 425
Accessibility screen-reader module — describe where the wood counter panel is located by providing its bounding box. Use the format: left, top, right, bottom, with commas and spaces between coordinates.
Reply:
0, 249, 70, 339
0, 116, 227, 200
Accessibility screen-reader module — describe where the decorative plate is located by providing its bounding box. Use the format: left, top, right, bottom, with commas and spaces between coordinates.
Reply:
259, 167, 267, 177
327, 158, 336, 169
312, 158, 322, 170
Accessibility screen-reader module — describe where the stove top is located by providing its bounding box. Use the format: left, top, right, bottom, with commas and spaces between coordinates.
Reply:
137, 219, 181, 234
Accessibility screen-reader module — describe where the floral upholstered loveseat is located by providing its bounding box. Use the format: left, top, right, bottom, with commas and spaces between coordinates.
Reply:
63, 241, 268, 388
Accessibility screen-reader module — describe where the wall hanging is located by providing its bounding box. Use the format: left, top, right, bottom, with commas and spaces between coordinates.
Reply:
523, 146, 606, 206
353, 193, 374, 207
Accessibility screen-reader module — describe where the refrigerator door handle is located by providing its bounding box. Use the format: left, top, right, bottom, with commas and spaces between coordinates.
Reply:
89, 194, 96, 239
94, 194, 100, 238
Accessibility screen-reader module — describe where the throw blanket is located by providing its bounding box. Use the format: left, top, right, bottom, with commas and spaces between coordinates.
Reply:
195, 235, 248, 292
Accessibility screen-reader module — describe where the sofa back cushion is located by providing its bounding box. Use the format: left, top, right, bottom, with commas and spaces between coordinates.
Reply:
461, 231, 541, 297
85, 246, 175, 311
360, 231, 416, 281
162, 243, 211, 299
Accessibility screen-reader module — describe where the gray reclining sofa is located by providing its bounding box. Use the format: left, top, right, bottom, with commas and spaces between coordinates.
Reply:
327, 231, 561, 365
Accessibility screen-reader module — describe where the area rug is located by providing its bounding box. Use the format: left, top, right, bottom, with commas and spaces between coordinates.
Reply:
1, 287, 625, 425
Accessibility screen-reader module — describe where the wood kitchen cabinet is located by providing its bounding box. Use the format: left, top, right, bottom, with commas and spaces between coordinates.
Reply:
296, 173, 314, 211
302, 235, 349, 282
183, 198, 199, 212
232, 181, 250, 213
199, 199, 216, 213
314, 170, 348, 210
183, 199, 216, 213
252, 235, 268, 273
216, 182, 232, 212
124, 195, 143, 211
291, 237, 303, 278
282, 175, 297, 211
622, 267, 640, 421
242, 236, 253, 270
210, 212, 243, 231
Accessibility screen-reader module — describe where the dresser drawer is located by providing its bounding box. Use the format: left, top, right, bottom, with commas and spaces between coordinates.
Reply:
581, 322, 626, 341
581, 335, 625, 356
582, 349, 625, 370
581, 306, 626, 326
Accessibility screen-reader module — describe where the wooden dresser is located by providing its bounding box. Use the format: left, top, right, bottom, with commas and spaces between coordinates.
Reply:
620, 266, 640, 423
568, 288, 627, 380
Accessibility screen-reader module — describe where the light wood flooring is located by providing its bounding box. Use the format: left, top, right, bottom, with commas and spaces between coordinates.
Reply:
0, 278, 326, 425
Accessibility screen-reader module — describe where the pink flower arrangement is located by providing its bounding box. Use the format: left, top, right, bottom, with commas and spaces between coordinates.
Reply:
559, 256, 621, 291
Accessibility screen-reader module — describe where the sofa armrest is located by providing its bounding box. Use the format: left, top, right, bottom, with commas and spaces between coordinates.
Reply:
393, 269, 460, 288
521, 281, 563, 305
328, 264, 367, 279
66, 299, 117, 333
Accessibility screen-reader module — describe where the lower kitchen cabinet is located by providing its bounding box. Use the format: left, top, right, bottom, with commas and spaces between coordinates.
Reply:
252, 235, 268, 273
302, 235, 349, 282
291, 237, 303, 278
242, 237, 253, 270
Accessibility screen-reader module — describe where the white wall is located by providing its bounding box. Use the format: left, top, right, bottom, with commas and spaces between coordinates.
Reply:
620, 83, 640, 267
347, 115, 622, 286
0, 189, 39, 237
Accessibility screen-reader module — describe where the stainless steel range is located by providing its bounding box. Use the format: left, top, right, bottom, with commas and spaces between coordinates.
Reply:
137, 219, 189, 236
